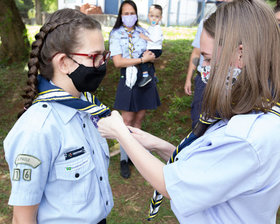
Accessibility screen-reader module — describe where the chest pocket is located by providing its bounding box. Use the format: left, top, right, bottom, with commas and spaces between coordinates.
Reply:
120, 37, 129, 56
54, 152, 95, 204
120, 37, 128, 47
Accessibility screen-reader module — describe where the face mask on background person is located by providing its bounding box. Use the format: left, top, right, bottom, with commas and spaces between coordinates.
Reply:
201, 65, 241, 86
122, 14, 137, 28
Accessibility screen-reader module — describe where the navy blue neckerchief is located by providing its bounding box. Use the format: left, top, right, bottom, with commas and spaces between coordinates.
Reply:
33, 75, 111, 119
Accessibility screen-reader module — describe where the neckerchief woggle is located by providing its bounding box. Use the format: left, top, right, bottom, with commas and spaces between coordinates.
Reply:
33, 75, 111, 127
147, 104, 280, 221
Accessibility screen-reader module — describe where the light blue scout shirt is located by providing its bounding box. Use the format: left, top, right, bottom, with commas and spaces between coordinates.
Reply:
4, 94, 113, 223
109, 25, 147, 58
164, 112, 280, 223
192, 20, 204, 73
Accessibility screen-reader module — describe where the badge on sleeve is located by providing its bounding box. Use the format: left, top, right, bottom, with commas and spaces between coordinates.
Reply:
12, 169, 20, 181
15, 154, 41, 168
23, 169, 32, 181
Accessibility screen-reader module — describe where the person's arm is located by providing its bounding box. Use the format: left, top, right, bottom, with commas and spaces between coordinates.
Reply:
112, 50, 155, 68
13, 205, 39, 224
127, 126, 175, 162
139, 32, 152, 42
98, 111, 171, 198
184, 47, 200, 95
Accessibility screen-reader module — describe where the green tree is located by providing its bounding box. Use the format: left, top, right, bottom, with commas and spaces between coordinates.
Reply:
15, 0, 34, 18
35, 0, 42, 24
42, 0, 57, 12
0, 0, 29, 64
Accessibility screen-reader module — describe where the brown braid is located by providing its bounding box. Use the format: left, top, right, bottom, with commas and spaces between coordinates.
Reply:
18, 9, 102, 118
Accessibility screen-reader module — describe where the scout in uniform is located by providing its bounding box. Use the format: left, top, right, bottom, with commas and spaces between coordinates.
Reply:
4, 8, 113, 224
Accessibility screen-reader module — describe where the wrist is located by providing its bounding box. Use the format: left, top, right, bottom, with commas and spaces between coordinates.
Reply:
186, 75, 192, 81
140, 57, 144, 64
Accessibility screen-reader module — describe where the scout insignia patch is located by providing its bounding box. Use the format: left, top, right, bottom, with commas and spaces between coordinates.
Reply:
64, 147, 85, 160
15, 154, 41, 168
23, 169, 32, 181
12, 169, 20, 181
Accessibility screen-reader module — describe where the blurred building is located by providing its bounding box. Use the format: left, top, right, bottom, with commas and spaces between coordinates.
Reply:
57, 0, 217, 26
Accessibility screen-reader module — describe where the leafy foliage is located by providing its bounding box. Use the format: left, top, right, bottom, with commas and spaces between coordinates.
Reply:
15, 0, 33, 18
15, 0, 57, 19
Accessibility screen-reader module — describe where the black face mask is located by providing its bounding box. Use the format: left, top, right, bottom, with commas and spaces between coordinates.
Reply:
68, 63, 107, 92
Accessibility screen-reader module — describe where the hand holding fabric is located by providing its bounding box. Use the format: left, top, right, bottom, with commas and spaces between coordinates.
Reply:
98, 110, 127, 139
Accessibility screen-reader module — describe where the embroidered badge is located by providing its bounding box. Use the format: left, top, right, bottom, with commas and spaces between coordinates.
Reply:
23, 169, 32, 181
64, 147, 85, 160
12, 169, 20, 181
15, 154, 41, 168
90, 115, 100, 128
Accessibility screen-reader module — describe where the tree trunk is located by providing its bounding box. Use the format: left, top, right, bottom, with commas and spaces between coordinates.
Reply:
35, 0, 42, 25
0, 0, 29, 64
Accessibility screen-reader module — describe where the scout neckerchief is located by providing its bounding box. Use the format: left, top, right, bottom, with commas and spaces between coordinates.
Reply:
147, 103, 280, 221
33, 75, 111, 122
123, 26, 138, 88
124, 26, 135, 59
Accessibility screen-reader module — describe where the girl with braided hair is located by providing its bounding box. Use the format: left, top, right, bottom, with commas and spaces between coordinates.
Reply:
4, 8, 112, 224
98, 0, 280, 223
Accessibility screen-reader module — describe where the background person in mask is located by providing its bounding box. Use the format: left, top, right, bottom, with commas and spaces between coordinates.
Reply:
274, 4, 280, 26
98, 0, 280, 223
109, 0, 160, 179
184, 0, 229, 129
4, 9, 112, 224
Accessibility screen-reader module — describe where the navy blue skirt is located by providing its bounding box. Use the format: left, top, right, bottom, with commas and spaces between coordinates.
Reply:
114, 64, 161, 112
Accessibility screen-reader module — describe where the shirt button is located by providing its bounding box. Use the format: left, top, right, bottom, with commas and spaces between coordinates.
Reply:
106, 201, 108, 206
92, 150, 94, 154
100, 176, 103, 181
175, 158, 179, 161
83, 124, 86, 128
42, 104, 47, 108
75, 173, 80, 178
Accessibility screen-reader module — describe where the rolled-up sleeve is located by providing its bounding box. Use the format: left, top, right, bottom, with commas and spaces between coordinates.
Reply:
5, 129, 54, 206
192, 20, 203, 48
109, 30, 122, 57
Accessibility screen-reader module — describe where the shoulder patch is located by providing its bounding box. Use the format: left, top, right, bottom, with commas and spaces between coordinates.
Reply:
225, 113, 263, 139
23, 169, 32, 181
15, 154, 41, 168
12, 169, 20, 181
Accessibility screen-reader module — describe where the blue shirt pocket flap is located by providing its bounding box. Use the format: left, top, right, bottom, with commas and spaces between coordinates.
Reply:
55, 154, 95, 181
